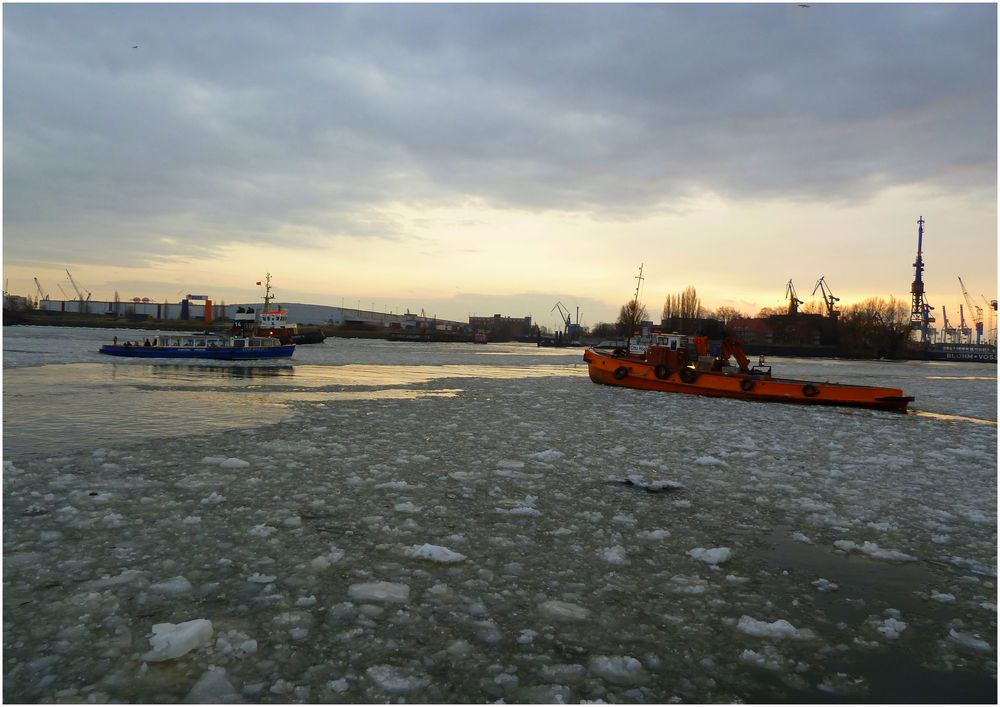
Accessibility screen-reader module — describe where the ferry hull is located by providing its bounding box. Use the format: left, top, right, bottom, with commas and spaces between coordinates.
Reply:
583, 349, 913, 412
99, 345, 295, 360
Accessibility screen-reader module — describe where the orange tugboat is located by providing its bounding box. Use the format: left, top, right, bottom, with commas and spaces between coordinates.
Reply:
583, 334, 914, 412
585, 266, 913, 412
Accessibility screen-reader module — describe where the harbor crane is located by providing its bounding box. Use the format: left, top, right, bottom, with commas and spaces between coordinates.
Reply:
811, 276, 840, 319
785, 279, 803, 316
909, 216, 935, 344
958, 305, 972, 344
65, 269, 91, 302
56, 283, 72, 300
34, 277, 49, 303
551, 301, 572, 335
939, 305, 954, 343
957, 276, 983, 344
981, 295, 997, 345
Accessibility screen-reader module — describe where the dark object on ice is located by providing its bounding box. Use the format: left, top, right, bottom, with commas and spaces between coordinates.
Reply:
611, 475, 684, 493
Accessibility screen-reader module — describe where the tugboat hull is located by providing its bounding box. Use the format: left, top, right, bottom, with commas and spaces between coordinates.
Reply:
583, 348, 913, 413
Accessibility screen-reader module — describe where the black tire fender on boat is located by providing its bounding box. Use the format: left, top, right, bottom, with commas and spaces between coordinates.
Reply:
679, 367, 698, 384
613, 366, 629, 380
740, 378, 755, 392
654, 364, 670, 380
802, 383, 819, 397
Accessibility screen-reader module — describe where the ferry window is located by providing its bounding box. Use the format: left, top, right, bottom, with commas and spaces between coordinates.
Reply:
234, 340, 244, 348
670, 338, 678, 350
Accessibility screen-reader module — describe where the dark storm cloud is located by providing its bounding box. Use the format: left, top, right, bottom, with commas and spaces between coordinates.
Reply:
4, 4, 995, 266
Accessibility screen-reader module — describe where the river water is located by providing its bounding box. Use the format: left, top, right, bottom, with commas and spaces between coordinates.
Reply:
3, 325, 997, 702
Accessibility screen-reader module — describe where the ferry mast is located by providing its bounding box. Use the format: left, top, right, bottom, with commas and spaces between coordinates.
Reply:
909, 217, 935, 345
261, 273, 274, 313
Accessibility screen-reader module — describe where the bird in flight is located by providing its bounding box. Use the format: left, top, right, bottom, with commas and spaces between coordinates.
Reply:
132, 44, 139, 49
797, 3, 810, 7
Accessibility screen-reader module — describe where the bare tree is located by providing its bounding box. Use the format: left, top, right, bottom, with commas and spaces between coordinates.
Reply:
711, 305, 747, 325
662, 286, 702, 320
801, 299, 826, 315
590, 322, 618, 339
661, 286, 703, 333
839, 297, 911, 357
618, 299, 648, 336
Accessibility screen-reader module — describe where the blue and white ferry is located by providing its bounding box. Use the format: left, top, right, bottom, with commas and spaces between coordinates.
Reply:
99, 334, 295, 360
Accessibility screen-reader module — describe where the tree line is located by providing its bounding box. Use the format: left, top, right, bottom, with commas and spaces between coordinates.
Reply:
594, 285, 914, 357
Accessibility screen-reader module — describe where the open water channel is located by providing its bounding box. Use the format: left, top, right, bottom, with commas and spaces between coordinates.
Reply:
3, 325, 997, 702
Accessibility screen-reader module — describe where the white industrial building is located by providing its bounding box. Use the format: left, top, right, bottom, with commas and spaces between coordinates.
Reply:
32, 298, 469, 331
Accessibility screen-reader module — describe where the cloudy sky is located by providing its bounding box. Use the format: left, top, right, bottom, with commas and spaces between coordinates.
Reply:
4, 3, 996, 329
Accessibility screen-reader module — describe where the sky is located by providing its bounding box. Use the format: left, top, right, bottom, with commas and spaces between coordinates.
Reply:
3, 3, 996, 331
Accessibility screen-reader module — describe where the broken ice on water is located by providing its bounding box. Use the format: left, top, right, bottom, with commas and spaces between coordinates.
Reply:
2, 328, 997, 702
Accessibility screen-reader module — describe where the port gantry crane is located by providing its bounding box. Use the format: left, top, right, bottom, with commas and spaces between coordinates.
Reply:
958, 305, 972, 344
811, 276, 840, 319
551, 301, 572, 336
939, 305, 956, 344
909, 216, 935, 344
981, 295, 997, 345
957, 276, 983, 345
785, 279, 803, 316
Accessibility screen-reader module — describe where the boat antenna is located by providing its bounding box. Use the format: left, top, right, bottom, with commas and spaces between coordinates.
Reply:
626, 263, 644, 354
262, 273, 273, 313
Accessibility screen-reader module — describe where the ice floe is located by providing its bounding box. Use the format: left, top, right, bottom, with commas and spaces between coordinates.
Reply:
688, 546, 732, 565
737, 616, 813, 640
403, 543, 467, 563
348, 581, 410, 603
142, 619, 214, 662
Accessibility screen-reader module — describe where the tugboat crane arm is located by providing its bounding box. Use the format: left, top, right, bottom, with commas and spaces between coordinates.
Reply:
719, 335, 751, 373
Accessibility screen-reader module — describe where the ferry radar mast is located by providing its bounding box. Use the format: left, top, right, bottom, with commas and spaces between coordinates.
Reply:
259, 273, 275, 313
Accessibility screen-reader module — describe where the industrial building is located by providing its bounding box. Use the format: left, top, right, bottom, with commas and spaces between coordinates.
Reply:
37, 297, 218, 321
468, 314, 534, 338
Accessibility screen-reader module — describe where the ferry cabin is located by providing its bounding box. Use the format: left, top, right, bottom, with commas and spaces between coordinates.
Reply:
158, 335, 284, 349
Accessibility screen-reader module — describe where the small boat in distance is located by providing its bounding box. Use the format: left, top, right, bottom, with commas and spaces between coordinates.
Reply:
99, 334, 295, 360
583, 333, 914, 412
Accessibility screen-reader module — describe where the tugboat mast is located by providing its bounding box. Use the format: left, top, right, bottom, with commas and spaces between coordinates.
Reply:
626, 263, 644, 354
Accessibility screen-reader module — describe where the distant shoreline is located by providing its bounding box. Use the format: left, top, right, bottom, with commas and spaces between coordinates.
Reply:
5, 310, 996, 363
